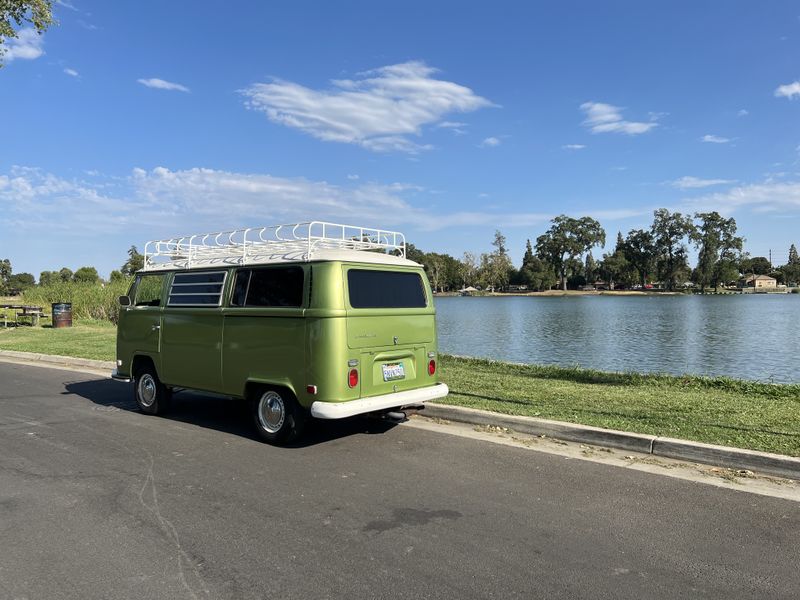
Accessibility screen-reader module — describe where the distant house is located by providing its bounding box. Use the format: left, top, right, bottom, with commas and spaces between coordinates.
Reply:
460, 286, 479, 296
741, 274, 777, 289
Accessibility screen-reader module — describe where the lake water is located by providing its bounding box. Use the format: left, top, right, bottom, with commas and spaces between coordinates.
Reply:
434, 295, 800, 383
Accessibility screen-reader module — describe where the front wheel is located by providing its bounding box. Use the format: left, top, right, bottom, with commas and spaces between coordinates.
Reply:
133, 364, 171, 415
251, 388, 306, 445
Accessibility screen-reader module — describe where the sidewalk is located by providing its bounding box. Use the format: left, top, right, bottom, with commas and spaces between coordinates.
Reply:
1, 348, 798, 480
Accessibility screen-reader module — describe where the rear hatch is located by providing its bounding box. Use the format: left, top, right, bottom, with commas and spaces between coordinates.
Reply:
344, 266, 436, 398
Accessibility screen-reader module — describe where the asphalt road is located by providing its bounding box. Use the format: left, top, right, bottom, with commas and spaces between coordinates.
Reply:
1, 361, 798, 600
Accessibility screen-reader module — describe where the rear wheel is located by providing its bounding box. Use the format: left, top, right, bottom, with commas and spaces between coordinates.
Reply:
133, 363, 171, 415
251, 388, 306, 445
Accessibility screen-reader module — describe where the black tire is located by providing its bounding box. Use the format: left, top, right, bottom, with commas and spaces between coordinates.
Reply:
133, 363, 171, 415
251, 387, 306, 445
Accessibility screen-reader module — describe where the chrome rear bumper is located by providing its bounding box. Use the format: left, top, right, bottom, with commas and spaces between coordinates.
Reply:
311, 383, 449, 419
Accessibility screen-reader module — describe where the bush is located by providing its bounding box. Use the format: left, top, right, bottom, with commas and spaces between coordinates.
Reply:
22, 279, 132, 323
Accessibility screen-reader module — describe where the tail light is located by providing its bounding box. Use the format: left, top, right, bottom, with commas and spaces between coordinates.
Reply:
348, 368, 359, 388
428, 359, 436, 375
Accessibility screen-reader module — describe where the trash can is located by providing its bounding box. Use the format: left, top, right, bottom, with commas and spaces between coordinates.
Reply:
52, 303, 73, 328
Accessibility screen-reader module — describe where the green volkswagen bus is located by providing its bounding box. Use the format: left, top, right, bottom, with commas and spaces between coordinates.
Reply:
112, 222, 448, 444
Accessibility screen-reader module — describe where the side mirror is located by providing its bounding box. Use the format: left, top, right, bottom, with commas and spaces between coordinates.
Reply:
119, 295, 131, 307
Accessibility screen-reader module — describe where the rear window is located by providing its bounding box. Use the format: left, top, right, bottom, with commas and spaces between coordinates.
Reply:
167, 271, 226, 307
231, 266, 304, 308
347, 270, 427, 308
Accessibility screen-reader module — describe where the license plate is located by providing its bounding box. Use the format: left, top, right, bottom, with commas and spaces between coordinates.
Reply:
382, 362, 405, 381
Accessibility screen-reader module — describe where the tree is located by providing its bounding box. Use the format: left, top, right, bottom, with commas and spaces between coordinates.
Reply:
121, 245, 144, 276
519, 256, 556, 291
781, 244, 800, 285
622, 229, 656, 289
39, 270, 55, 286
536, 215, 606, 291
651, 209, 695, 291
109, 270, 125, 282
492, 230, 507, 256
459, 252, 478, 288
741, 256, 771, 276
58, 267, 73, 282
584, 253, 597, 283
7, 272, 35, 290
1, 0, 54, 67
73, 266, 100, 283
0, 258, 11, 292
691, 212, 744, 292
477, 252, 513, 292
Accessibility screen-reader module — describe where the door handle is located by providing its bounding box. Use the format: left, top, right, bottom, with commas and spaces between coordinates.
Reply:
151, 324, 161, 331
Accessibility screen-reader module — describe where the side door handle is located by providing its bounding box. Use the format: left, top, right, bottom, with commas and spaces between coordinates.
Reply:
151, 324, 161, 331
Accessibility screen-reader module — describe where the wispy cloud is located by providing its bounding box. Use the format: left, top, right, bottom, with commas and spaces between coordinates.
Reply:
562, 144, 586, 150
480, 136, 501, 148
670, 176, 735, 190
737, 109, 749, 117
137, 78, 190, 93
701, 134, 730, 144
56, 0, 78, 10
775, 81, 800, 99
241, 61, 494, 153
63, 68, 79, 77
580, 102, 658, 135
3, 28, 45, 62
682, 181, 800, 214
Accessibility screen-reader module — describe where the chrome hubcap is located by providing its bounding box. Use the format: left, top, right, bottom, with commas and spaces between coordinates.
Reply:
138, 374, 157, 407
257, 391, 285, 434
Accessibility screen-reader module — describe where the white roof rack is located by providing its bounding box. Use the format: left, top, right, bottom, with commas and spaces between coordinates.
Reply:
142, 221, 407, 272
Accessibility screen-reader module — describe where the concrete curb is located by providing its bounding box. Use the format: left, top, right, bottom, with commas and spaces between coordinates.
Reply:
0, 350, 114, 372
424, 403, 800, 481
1, 350, 798, 480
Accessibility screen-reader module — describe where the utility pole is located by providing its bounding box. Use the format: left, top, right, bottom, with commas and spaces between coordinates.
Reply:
769, 249, 772, 269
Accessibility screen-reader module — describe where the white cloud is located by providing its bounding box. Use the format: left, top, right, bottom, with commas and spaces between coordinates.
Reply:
137, 78, 190, 93
241, 61, 494, 153
437, 121, 468, 135
562, 144, 586, 150
701, 134, 730, 144
4, 28, 44, 62
480, 136, 501, 147
346, 174, 359, 180
63, 68, 79, 77
56, 1, 78, 10
737, 109, 749, 117
683, 181, 800, 214
775, 81, 800, 99
670, 176, 735, 190
580, 102, 658, 135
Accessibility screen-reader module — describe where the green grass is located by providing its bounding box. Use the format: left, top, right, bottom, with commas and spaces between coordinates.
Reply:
438, 355, 800, 457
1, 320, 798, 456
0, 320, 116, 361
21, 280, 132, 323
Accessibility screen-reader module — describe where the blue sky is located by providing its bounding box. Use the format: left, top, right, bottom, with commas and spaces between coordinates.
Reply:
3, 0, 800, 277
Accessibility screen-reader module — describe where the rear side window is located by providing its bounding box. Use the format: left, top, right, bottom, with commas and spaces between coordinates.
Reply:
168, 271, 226, 307
231, 267, 304, 308
348, 270, 427, 308
133, 274, 165, 307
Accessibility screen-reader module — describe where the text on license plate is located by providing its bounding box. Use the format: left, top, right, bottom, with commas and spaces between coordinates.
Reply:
382, 362, 405, 381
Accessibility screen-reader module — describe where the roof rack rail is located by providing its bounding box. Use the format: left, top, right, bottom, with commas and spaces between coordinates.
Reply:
142, 221, 407, 271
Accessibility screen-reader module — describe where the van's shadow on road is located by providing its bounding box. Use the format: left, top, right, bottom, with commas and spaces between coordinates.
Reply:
63, 378, 398, 447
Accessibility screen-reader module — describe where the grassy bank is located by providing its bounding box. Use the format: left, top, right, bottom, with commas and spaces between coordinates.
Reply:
20, 280, 132, 323
1, 322, 798, 456
440, 355, 800, 457
0, 320, 116, 361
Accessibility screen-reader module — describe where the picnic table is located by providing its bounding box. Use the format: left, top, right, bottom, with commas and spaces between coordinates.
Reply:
1, 304, 48, 327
